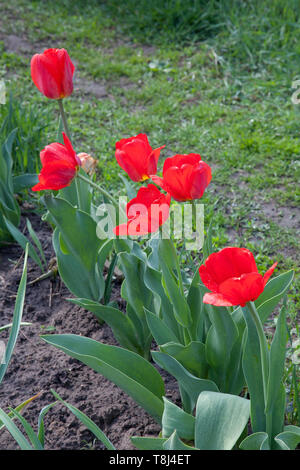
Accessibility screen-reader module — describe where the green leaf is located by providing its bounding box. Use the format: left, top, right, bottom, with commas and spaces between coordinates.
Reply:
144, 262, 181, 341
162, 397, 195, 440
26, 218, 47, 269
0, 408, 33, 450
266, 302, 288, 442
158, 239, 192, 328
13, 174, 39, 193
255, 271, 294, 323
186, 269, 205, 342
69, 298, 141, 354
9, 408, 43, 450
0, 392, 40, 431
239, 432, 270, 450
37, 401, 57, 447
4, 217, 44, 271
205, 304, 239, 368
241, 305, 266, 433
160, 341, 208, 378
58, 168, 92, 214
53, 228, 103, 300
47, 193, 106, 301
152, 351, 218, 414
51, 390, 116, 450
0, 245, 28, 384
42, 334, 165, 424
275, 426, 300, 450
119, 251, 153, 352
0, 322, 31, 332
195, 391, 250, 450
131, 436, 167, 450
145, 309, 180, 346
163, 430, 197, 450
205, 304, 239, 391
202, 219, 213, 260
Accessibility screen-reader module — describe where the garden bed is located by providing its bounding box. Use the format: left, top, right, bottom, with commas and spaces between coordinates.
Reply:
0, 212, 179, 450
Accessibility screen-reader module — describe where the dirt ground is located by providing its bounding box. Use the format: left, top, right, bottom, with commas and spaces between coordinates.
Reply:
0, 211, 180, 450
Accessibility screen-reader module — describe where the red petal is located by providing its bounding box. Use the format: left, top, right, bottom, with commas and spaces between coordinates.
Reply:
203, 292, 235, 307
163, 153, 201, 173
189, 162, 212, 200
32, 160, 76, 191
199, 264, 220, 292
219, 272, 264, 307
162, 164, 194, 201
263, 262, 278, 286
146, 145, 164, 175
202, 247, 258, 287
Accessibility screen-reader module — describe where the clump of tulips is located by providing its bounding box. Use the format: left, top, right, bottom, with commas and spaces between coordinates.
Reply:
8, 47, 298, 450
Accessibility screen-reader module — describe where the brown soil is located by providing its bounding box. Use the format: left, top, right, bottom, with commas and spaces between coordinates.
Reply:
0, 212, 179, 450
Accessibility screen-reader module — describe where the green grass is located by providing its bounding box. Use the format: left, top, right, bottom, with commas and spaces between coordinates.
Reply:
0, 0, 299, 421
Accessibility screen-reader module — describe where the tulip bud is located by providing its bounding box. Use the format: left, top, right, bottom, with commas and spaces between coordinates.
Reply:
31, 48, 75, 100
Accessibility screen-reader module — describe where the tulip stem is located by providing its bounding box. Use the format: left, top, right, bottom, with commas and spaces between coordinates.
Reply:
57, 99, 82, 210
57, 99, 71, 140
77, 173, 125, 217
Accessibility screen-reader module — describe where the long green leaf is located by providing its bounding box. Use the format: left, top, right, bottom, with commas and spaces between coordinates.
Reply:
239, 432, 270, 450
241, 305, 266, 433
4, 218, 44, 271
162, 398, 195, 440
26, 218, 47, 269
0, 392, 41, 431
266, 301, 288, 444
158, 239, 192, 328
145, 309, 180, 346
51, 390, 116, 450
195, 391, 250, 450
69, 298, 141, 354
163, 430, 197, 450
0, 245, 28, 383
42, 334, 165, 424
0, 408, 32, 450
152, 351, 218, 414
275, 426, 300, 450
255, 270, 294, 323
131, 436, 167, 450
37, 401, 57, 447
9, 408, 43, 450
45, 196, 105, 301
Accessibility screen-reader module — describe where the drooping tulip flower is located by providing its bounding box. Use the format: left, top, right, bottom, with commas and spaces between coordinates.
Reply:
32, 133, 81, 191
115, 133, 164, 182
77, 152, 97, 176
152, 153, 212, 202
199, 247, 277, 307
114, 184, 171, 236
31, 48, 75, 99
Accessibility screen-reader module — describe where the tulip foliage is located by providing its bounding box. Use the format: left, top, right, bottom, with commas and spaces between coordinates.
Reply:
3, 46, 298, 451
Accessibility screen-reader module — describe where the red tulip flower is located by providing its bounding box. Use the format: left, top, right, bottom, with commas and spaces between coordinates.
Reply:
199, 247, 277, 307
115, 133, 164, 182
114, 184, 171, 236
32, 133, 81, 191
152, 153, 212, 201
31, 48, 75, 99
